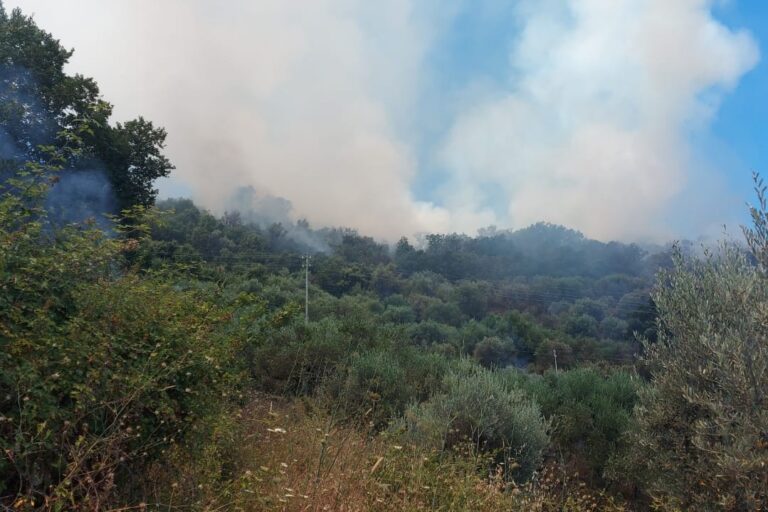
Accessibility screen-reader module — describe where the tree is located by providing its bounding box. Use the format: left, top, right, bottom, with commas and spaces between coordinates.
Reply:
94, 117, 173, 208
371, 263, 402, 296
534, 339, 574, 372
473, 336, 516, 368
0, 147, 238, 505
0, 5, 172, 210
563, 313, 600, 338
394, 236, 422, 275
634, 178, 768, 510
454, 280, 491, 319
528, 368, 639, 483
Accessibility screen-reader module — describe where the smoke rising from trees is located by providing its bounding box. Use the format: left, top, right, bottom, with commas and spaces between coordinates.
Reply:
7, 0, 759, 241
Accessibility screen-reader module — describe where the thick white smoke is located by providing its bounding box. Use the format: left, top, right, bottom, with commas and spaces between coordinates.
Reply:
8, 0, 448, 239
7, 0, 760, 241
439, 0, 759, 240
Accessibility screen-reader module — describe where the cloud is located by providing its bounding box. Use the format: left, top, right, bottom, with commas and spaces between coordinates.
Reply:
438, 0, 759, 241
6, 0, 760, 242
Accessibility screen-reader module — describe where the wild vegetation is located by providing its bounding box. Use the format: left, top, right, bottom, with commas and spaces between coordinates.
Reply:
1, 4, 767, 511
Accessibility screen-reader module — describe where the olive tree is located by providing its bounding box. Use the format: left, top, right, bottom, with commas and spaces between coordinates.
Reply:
635, 176, 768, 510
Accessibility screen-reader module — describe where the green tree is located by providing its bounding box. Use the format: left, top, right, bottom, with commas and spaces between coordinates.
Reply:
526, 368, 639, 483
563, 313, 600, 338
454, 280, 491, 319
0, 5, 172, 209
634, 180, 768, 510
473, 336, 516, 368
0, 165, 243, 505
404, 361, 549, 482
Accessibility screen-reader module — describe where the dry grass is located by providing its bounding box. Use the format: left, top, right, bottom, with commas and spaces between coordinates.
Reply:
135, 393, 629, 512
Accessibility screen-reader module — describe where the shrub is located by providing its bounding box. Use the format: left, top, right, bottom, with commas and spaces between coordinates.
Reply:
406, 320, 459, 347
329, 350, 409, 430
329, 348, 448, 429
564, 313, 600, 338
634, 239, 768, 510
381, 305, 416, 324
0, 214, 243, 506
403, 361, 549, 481
600, 316, 629, 340
472, 336, 517, 368
534, 339, 574, 372
524, 368, 639, 481
458, 319, 495, 355
248, 318, 350, 395
424, 301, 464, 327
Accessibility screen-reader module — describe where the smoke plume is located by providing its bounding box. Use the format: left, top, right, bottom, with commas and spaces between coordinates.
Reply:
7, 0, 759, 241
438, 0, 759, 241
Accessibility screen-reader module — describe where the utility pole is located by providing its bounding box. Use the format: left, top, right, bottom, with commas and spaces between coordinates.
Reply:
304, 255, 311, 324
553, 348, 558, 373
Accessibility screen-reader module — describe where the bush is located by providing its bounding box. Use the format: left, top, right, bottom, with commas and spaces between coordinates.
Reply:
600, 316, 629, 340
0, 212, 243, 505
524, 368, 639, 481
458, 319, 495, 355
329, 348, 448, 429
248, 317, 350, 395
634, 239, 768, 510
381, 305, 416, 324
534, 339, 574, 372
403, 361, 549, 481
424, 301, 464, 327
472, 336, 517, 368
406, 320, 459, 347
564, 313, 600, 337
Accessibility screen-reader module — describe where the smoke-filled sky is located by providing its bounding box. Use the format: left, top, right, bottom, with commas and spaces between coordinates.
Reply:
7, 0, 768, 242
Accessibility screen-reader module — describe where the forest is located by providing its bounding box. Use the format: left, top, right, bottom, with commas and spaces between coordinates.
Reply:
1, 4, 767, 511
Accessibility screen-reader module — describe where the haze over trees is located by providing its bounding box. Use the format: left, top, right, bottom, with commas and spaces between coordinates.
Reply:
0, 3, 172, 214
0, 4, 766, 511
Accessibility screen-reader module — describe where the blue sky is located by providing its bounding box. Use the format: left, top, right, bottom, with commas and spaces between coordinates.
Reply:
412, 2, 522, 205
8, 0, 768, 241
410, 0, 768, 239
413, 0, 768, 236
708, 1, 768, 224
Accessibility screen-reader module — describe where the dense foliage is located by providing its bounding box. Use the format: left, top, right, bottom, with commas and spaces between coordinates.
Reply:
632, 193, 768, 509
403, 361, 550, 482
0, 5, 173, 212
2, 5, 767, 511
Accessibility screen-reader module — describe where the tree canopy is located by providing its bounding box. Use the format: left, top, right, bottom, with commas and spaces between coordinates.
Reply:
0, 4, 172, 211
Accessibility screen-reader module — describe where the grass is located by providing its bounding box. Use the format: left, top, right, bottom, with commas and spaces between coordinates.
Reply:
127, 393, 629, 512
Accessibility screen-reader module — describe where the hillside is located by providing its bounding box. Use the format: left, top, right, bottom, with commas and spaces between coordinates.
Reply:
1, 4, 767, 511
